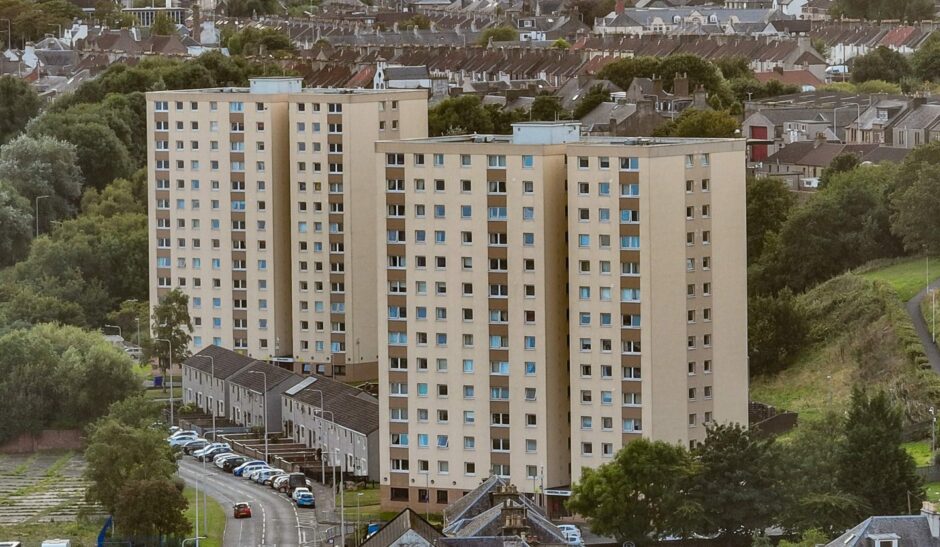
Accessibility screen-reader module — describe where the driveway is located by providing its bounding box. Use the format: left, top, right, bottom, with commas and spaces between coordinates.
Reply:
178, 458, 322, 546
906, 279, 940, 373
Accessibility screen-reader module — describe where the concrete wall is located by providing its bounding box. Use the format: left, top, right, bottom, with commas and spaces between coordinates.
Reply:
0, 430, 84, 454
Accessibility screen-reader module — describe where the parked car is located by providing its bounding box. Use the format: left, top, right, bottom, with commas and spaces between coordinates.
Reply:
214, 453, 241, 466
558, 525, 582, 546
168, 429, 197, 440
222, 456, 249, 472
233, 502, 252, 519
193, 443, 231, 462
240, 464, 272, 480
233, 461, 268, 477
286, 473, 308, 494
261, 471, 287, 486
182, 439, 209, 455
200, 446, 232, 463
292, 487, 313, 504
168, 435, 199, 448
247, 467, 274, 481
272, 475, 291, 492
294, 490, 315, 508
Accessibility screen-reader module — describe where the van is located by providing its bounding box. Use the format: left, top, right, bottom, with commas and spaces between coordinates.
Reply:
287, 472, 307, 493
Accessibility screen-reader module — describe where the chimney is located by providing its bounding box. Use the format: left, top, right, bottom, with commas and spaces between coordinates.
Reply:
674, 72, 689, 97
637, 98, 655, 116
923, 502, 940, 539
615, 0, 625, 15
693, 85, 707, 108
652, 74, 663, 96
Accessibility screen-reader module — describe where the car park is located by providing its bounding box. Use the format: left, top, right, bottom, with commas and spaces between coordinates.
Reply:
222, 456, 249, 472
232, 461, 268, 477
261, 471, 287, 486
213, 453, 240, 466
292, 487, 313, 503
273, 475, 291, 492
193, 443, 231, 462
247, 467, 272, 481
182, 439, 209, 455
286, 473, 309, 495
233, 502, 252, 519
168, 429, 197, 440
168, 435, 199, 447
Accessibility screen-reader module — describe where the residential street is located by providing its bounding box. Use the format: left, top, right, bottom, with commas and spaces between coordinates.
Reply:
178, 458, 322, 546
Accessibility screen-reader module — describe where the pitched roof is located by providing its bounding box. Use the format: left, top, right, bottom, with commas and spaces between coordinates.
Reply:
183, 345, 256, 379
285, 374, 379, 434
361, 508, 444, 547
826, 515, 940, 546
754, 69, 823, 87
228, 360, 302, 393
386, 65, 430, 80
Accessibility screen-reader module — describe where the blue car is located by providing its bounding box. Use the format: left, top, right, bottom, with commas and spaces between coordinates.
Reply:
233, 460, 267, 477
295, 492, 315, 508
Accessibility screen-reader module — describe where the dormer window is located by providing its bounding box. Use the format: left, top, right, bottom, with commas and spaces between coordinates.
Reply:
673, 15, 682, 23
877, 109, 889, 120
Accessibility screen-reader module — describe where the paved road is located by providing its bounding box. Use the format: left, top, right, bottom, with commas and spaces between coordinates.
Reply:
907, 279, 940, 373
178, 458, 322, 546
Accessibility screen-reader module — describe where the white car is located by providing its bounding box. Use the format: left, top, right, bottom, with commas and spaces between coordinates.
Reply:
168, 435, 199, 447
168, 429, 197, 439
558, 525, 582, 545
247, 467, 272, 481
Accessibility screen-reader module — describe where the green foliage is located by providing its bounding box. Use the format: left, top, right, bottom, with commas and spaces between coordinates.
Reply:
0, 0, 80, 48
779, 529, 835, 547
105, 298, 150, 349
223, 0, 279, 16
837, 389, 923, 516
80, 175, 146, 217
715, 56, 752, 80
572, 84, 611, 119
0, 76, 40, 145
94, 0, 136, 27
890, 142, 940, 253
0, 323, 141, 443
0, 134, 84, 225
150, 11, 176, 35
854, 79, 902, 94
551, 38, 571, 49
566, 0, 615, 23
114, 479, 190, 538
148, 288, 193, 373
429, 95, 494, 135
103, 395, 163, 429
567, 438, 701, 544
653, 108, 738, 138
730, 77, 800, 103
748, 289, 807, 376
222, 26, 295, 56
599, 54, 736, 109
851, 46, 912, 84
478, 25, 518, 45
746, 177, 796, 264
84, 419, 177, 514
811, 37, 831, 61
401, 14, 430, 29
832, 0, 934, 22
692, 424, 785, 539
819, 152, 860, 188
749, 164, 904, 295
913, 32, 940, 82
0, 180, 31, 266
529, 94, 569, 121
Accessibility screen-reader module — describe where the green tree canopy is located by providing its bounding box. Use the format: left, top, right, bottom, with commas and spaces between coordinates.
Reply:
0, 323, 141, 443
890, 141, 940, 252
692, 424, 785, 539
150, 11, 176, 35
568, 438, 701, 544
148, 288, 193, 375
478, 25, 518, 45
0, 75, 40, 145
428, 95, 495, 136
599, 54, 736, 109
851, 46, 913, 84
819, 152, 861, 188
572, 84, 611, 119
222, 26, 295, 56
114, 478, 190, 539
913, 32, 940, 82
837, 389, 923, 517
529, 94, 569, 121
748, 288, 806, 376
0, 179, 32, 267
832, 0, 934, 22
654, 108, 739, 138
0, 134, 84, 224
746, 177, 796, 264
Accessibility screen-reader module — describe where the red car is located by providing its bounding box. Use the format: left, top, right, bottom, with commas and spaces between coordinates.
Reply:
233, 502, 252, 519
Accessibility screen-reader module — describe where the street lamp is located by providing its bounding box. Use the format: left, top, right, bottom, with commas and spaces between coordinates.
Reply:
247, 370, 268, 462
356, 492, 363, 545
337, 447, 345, 547
104, 324, 122, 339
154, 338, 174, 427
35, 195, 49, 237
315, 409, 334, 494
931, 407, 936, 458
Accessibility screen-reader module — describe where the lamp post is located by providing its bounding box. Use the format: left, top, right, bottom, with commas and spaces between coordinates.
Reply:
338, 447, 345, 547
104, 324, 122, 339
930, 407, 936, 457
316, 409, 335, 494
247, 371, 268, 462
154, 338, 174, 426
35, 195, 49, 237
356, 492, 363, 546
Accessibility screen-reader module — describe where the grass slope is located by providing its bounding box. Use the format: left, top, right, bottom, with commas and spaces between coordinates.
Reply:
751, 271, 939, 426
183, 486, 226, 547
859, 256, 938, 301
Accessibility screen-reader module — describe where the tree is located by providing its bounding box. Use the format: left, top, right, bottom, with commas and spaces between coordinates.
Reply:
102, 395, 163, 429
84, 419, 178, 513
222, 26, 295, 56
150, 11, 176, 35
0, 76, 40, 145
428, 95, 494, 136
149, 289, 193, 379
750, 164, 903, 295
0, 134, 83, 226
692, 424, 785, 540
851, 46, 912, 84
654, 108, 738, 138
0, 323, 141, 443
80, 176, 146, 217
573, 84, 611, 119
551, 38, 571, 49
913, 32, 940, 82
890, 142, 940, 252
832, 0, 934, 21
811, 38, 831, 62
106, 298, 150, 350
401, 14, 430, 29
837, 389, 923, 517
94, 0, 136, 27
0, 180, 32, 267
27, 118, 134, 190
715, 56, 752, 80
114, 479, 190, 539
819, 152, 860, 188
600, 55, 736, 109
478, 26, 518, 46
529, 94, 569, 121
781, 413, 868, 536
746, 177, 796, 264
568, 439, 701, 544
566, 0, 615, 24
854, 79, 902, 94
747, 289, 806, 376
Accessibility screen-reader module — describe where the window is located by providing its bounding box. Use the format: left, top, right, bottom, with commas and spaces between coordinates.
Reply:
487, 155, 506, 168
620, 156, 639, 171
522, 155, 534, 169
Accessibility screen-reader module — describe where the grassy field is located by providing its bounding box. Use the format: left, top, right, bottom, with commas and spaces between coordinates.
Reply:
927, 482, 940, 503
750, 345, 851, 423
0, 519, 103, 546
183, 486, 226, 547
860, 256, 939, 301
143, 385, 181, 399
903, 440, 933, 466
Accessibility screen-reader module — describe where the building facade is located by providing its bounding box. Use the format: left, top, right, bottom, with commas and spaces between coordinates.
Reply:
147, 78, 428, 379
375, 123, 748, 513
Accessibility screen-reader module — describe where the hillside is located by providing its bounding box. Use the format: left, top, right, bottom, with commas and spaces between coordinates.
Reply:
751, 270, 940, 426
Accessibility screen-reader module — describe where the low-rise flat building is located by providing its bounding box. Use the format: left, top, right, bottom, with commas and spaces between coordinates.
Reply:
228, 361, 304, 433
182, 345, 256, 419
